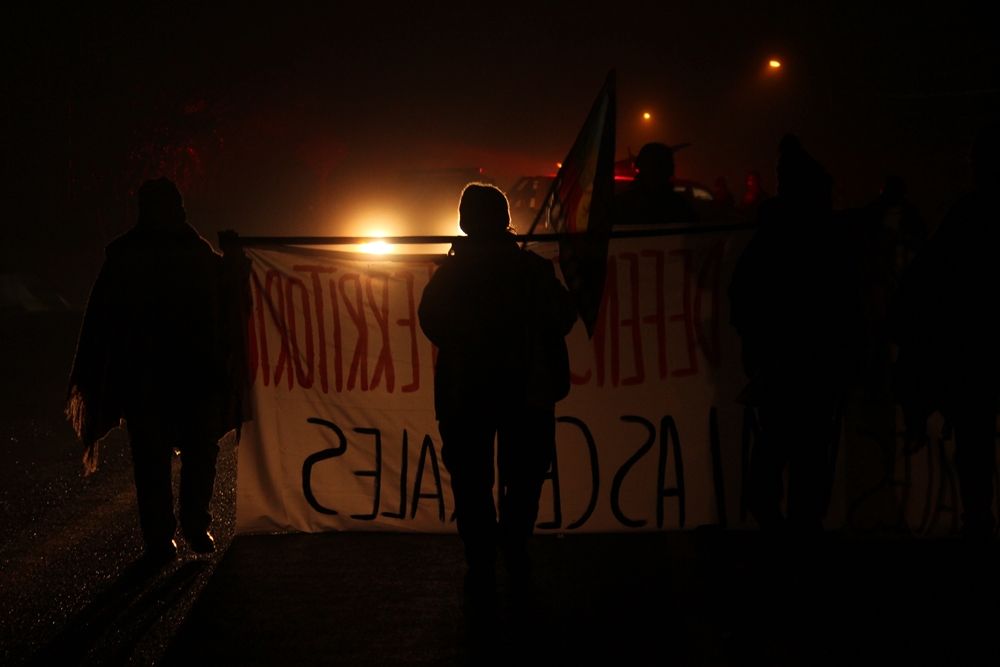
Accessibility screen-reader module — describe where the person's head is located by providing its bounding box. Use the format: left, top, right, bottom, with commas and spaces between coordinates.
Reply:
971, 122, 1000, 189
775, 134, 832, 209
634, 142, 675, 185
137, 177, 186, 228
458, 183, 510, 237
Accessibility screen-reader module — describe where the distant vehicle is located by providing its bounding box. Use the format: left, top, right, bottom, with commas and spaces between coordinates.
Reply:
0, 268, 82, 423
506, 157, 715, 234
0, 268, 77, 314
341, 166, 495, 246
395, 167, 494, 236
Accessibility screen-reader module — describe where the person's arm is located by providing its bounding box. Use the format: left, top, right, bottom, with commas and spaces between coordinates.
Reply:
418, 261, 466, 349
527, 253, 578, 336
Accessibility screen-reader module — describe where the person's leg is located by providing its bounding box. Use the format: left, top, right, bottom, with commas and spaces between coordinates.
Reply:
497, 407, 555, 574
786, 398, 838, 535
746, 405, 791, 532
948, 396, 998, 540
177, 419, 221, 553
439, 415, 500, 573
126, 415, 178, 555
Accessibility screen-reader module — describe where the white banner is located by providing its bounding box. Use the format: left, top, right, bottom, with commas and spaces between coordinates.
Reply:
235, 229, 843, 534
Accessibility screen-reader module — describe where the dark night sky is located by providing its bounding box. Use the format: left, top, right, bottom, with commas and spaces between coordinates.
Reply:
2, 1, 998, 304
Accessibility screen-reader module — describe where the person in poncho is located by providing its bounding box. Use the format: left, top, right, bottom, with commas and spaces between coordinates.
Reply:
67, 177, 238, 563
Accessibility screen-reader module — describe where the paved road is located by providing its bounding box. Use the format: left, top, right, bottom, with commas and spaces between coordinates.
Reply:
0, 311, 237, 666
0, 418, 238, 666
4, 314, 1000, 665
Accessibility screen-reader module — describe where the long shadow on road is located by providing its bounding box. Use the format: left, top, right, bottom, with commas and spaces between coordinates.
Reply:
161, 531, 1000, 666
162, 532, 701, 666
26, 559, 207, 667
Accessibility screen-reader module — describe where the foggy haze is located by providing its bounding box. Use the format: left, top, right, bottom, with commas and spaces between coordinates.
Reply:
2, 1, 998, 305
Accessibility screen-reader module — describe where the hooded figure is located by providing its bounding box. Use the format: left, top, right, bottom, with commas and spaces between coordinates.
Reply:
728, 135, 862, 535
419, 183, 577, 593
67, 177, 238, 563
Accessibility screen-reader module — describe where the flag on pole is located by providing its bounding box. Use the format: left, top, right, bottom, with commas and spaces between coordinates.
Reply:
526, 70, 616, 338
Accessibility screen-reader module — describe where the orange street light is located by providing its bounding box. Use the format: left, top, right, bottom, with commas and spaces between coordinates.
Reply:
643, 112, 651, 120
769, 60, 781, 68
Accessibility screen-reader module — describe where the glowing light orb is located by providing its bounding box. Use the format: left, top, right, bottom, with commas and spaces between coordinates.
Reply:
556, 162, 562, 168
769, 60, 781, 68
643, 112, 651, 120
358, 231, 390, 253
359, 240, 390, 254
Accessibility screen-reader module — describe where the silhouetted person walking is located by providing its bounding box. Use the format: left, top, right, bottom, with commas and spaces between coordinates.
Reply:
67, 177, 236, 564
419, 184, 577, 593
844, 176, 928, 432
712, 176, 736, 218
729, 135, 862, 537
891, 125, 1000, 543
615, 142, 699, 224
739, 170, 770, 220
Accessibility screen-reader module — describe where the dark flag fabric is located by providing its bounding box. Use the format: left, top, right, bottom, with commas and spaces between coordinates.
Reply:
527, 70, 617, 338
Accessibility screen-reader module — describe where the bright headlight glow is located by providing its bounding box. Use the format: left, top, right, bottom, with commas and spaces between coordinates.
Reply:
358, 230, 391, 254
359, 237, 391, 254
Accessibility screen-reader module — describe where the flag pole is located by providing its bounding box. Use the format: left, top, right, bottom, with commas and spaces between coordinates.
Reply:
521, 70, 616, 249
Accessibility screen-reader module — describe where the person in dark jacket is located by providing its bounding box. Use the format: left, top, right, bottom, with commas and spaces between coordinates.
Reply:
419, 183, 577, 591
615, 142, 699, 225
890, 124, 1000, 542
728, 135, 862, 537
67, 177, 236, 564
